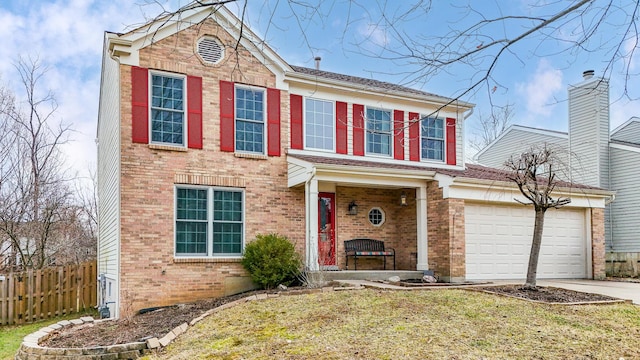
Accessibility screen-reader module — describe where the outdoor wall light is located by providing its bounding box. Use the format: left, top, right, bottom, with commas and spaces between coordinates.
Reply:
348, 201, 358, 215
400, 192, 408, 206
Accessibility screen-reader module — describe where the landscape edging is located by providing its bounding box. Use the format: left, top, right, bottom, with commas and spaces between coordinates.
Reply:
16, 285, 364, 359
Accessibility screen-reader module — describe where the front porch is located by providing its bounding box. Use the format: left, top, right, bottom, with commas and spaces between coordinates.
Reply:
321, 270, 424, 281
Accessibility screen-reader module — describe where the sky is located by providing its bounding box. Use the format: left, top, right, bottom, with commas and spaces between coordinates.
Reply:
0, 0, 638, 181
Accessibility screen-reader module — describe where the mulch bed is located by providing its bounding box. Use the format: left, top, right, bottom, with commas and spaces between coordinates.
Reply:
41, 284, 622, 348
481, 285, 619, 303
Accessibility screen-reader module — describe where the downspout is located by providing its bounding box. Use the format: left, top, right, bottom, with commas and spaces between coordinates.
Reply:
462, 106, 474, 168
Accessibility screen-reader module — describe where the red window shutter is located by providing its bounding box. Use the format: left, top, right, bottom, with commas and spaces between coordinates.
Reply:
219, 80, 235, 152
352, 104, 365, 156
131, 66, 149, 143
267, 88, 281, 156
393, 110, 404, 160
446, 117, 457, 165
336, 101, 348, 154
290, 94, 303, 150
187, 76, 203, 149
409, 112, 420, 161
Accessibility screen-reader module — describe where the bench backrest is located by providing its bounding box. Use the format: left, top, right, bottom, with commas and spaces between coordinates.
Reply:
344, 238, 385, 252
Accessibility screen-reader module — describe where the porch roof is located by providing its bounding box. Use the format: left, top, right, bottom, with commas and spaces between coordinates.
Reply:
287, 153, 609, 194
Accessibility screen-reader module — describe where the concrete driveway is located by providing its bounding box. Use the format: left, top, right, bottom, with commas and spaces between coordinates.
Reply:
530, 279, 640, 305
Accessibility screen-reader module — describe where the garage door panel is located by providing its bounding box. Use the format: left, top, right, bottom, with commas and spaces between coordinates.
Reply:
465, 204, 587, 280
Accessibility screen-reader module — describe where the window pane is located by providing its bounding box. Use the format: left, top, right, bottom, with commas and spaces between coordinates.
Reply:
305, 98, 334, 151
214, 191, 242, 222
176, 221, 207, 255
151, 75, 184, 145
366, 108, 391, 155
421, 117, 444, 161
235, 87, 264, 153
213, 223, 242, 254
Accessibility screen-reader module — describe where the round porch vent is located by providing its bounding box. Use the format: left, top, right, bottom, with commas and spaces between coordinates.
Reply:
197, 36, 224, 64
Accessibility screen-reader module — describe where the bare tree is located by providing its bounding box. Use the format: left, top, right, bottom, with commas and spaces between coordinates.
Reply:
504, 145, 571, 289
0, 57, 75, 270
469, 103, 514, 153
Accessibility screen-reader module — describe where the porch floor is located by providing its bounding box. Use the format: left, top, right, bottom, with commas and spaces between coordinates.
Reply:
321, 270, 423, 282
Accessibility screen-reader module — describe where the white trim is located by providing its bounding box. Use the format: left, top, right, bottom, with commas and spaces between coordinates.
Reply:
148, 71, 188, 148
609, 141, 640, 153
473, 124, 568, 160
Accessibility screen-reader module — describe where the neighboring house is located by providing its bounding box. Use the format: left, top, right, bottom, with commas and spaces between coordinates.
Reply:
475, 71, 638, 276
97, 4, 611, 318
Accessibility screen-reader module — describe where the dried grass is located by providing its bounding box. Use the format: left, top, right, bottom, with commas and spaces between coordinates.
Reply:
145, 289, 640, 359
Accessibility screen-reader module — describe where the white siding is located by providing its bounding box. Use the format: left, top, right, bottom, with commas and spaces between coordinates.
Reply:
475, 128, 568, 170
609, 147, 640, 252
611, 120, 640, 144
97, 35, 121, 316
568, 79, 609, 188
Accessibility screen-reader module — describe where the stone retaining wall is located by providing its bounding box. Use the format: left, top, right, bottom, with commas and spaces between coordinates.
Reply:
16, 286, 363, 359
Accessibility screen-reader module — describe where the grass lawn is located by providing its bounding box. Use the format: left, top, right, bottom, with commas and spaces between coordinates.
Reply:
146, 288, 640, 359
0, 311, 96, 360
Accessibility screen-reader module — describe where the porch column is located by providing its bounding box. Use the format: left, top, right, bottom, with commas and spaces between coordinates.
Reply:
306, 177, 319, 271
416, 184, 429, 270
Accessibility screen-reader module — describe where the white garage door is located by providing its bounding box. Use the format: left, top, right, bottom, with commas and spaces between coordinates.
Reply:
465, 203, 588, 280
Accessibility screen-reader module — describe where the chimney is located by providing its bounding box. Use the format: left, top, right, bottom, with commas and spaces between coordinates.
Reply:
582, 70, 595, 80
314, 56, 321, 70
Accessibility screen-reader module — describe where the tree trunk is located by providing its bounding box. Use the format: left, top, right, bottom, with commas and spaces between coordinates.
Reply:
525, 207, 546, 289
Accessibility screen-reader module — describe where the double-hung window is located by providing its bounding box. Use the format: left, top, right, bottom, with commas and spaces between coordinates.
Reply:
421, 117, 444, 161
151, 74, 185, 146
366, 107, 392, 156
235, 86, 265, 153
175, 187, 244, 257
305, 98, 334, 151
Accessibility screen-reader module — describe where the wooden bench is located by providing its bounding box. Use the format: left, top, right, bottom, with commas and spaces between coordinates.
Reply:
344, 238, 395, 270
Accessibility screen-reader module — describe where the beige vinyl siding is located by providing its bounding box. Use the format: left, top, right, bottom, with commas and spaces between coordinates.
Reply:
475, 128, 568, 170
609, 146, 640, 252
97, 37, 121, 284
611, 120, 640, 144
568, 79, 609, 188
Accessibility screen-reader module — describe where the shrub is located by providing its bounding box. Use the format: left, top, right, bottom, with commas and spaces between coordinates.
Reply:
241, 233, 302, 289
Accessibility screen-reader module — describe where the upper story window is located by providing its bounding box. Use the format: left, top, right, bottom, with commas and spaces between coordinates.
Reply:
366, 107, 391, 156
421, 117, 444, 161
305, 98, 334, 151
235, 86, 265, 154
176, 186, 244, 257
151, 74, 185, 146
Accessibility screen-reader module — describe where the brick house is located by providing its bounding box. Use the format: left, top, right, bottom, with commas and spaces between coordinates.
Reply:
97, 4, 611, 318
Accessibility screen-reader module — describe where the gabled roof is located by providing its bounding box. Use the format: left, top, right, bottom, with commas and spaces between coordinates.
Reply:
611, 117, 640, 144
473, 124, 568, 160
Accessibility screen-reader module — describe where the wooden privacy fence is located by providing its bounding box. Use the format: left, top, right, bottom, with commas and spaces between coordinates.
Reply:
0, 260, 97, 325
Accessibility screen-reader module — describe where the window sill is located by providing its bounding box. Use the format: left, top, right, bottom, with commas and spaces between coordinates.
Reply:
149, 144, 188, 152
174, 257, 243, 264
234, 152, 268, 160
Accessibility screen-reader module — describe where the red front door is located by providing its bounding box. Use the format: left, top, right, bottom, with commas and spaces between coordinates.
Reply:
318, 193, 336, 266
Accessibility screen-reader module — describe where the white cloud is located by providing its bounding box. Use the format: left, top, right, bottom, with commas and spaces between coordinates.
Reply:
516, 59, 563, 120
357, 23, 388, 48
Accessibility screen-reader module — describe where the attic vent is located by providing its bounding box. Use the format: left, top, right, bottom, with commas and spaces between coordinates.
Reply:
197, 37, 224, 64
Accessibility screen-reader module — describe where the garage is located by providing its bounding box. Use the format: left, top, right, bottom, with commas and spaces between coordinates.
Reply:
465, 203, 589, 280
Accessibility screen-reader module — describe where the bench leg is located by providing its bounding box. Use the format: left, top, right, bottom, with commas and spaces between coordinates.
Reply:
383, 256, 386, 270
393, 255, 395, 270
354, 255, 357, 270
